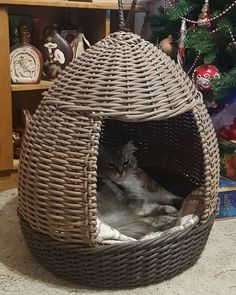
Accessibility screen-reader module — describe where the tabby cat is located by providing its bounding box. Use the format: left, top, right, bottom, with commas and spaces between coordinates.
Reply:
96, 140, 183, 239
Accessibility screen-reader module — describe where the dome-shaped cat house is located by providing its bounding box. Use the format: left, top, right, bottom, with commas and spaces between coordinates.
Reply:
18, 0, 219, 288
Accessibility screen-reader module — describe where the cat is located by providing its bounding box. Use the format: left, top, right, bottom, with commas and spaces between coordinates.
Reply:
96, 140, 183, 239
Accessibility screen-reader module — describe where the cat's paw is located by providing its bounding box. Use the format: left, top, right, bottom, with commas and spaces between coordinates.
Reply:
136, 203, 158, 216
165, 205, 178, 214
180, 193, 203, 218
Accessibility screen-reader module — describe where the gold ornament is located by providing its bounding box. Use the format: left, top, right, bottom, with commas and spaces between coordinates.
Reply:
159, 35, 174, 56
198, 0, 211, 28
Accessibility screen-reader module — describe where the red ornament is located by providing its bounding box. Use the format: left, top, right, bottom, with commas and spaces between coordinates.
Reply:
192, 64, 220, 91
218, 118, 236, 141
228, 127, 236, 141
218, 126, 231, 140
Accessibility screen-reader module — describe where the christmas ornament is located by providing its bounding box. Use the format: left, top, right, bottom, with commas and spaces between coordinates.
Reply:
218, 118, 236, 141
177, 19, 187, 67
192, 64, 220, 91
198, 0, 211, 28
159, 35, 174, 56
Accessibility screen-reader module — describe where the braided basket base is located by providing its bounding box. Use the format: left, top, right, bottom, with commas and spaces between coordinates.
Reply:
19, 213, 214, 288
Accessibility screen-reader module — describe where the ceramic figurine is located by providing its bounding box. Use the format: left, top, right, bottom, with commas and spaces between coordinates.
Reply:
42, 23, 73, 80
70, 31, 90, 61
10, 22, 43, 84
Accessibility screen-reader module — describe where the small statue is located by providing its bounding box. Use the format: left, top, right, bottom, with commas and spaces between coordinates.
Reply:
70, 31, 91, 61
42, 23, 73, 80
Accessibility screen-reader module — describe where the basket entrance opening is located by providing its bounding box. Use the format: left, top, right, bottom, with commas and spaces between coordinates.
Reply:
98, 112, 204, 196
95, 112, 205, 241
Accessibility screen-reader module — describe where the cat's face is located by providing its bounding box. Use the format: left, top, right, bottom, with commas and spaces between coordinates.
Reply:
98, 140, 137, 181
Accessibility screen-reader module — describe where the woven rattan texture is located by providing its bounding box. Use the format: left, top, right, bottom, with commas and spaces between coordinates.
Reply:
42, 31, 202, 121
18, 31, 219, 245
18, 103, 101, 245
192, 103, 220, 222
20, 213, 214, 288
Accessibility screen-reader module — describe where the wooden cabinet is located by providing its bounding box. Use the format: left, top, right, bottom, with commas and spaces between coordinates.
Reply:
0, 0, 137, 191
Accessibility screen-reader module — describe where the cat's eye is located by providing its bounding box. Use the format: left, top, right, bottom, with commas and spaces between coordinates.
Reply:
123, 161, 129, 166
108, 163, 115, 168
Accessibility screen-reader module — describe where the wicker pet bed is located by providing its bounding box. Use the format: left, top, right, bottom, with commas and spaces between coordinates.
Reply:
18, 0, 220, 288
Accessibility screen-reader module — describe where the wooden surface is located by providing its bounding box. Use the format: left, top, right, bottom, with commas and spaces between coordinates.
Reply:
0, 169, 18, 191
0, 0, 135, 10
12, 80, 53, 92
0, 7, 13, 171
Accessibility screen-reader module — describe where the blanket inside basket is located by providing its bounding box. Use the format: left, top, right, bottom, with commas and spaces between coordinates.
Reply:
96, 214, 199, 244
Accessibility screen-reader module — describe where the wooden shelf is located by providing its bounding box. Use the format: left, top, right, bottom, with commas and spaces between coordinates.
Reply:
0, 0, 135, 10
11, 80, 53, 92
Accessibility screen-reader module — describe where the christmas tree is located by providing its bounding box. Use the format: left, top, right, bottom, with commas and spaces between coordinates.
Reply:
146, 0, 236, 108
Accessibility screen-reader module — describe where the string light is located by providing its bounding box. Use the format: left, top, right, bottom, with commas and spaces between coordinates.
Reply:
228, 28, 236, 48
187, 53, 201, 75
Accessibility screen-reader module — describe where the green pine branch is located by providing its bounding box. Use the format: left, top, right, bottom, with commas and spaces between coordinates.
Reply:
184, 27, 217, 63
166, 0, 199, 21
215, 16, 233, 39
212, 68, 236, 100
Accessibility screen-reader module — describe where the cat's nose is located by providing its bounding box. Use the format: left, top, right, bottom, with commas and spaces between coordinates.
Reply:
117, 168, 124, 175
119, 170, 125, 176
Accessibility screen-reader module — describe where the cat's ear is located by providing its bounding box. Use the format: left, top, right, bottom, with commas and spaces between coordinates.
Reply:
124, 140, 136, 153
